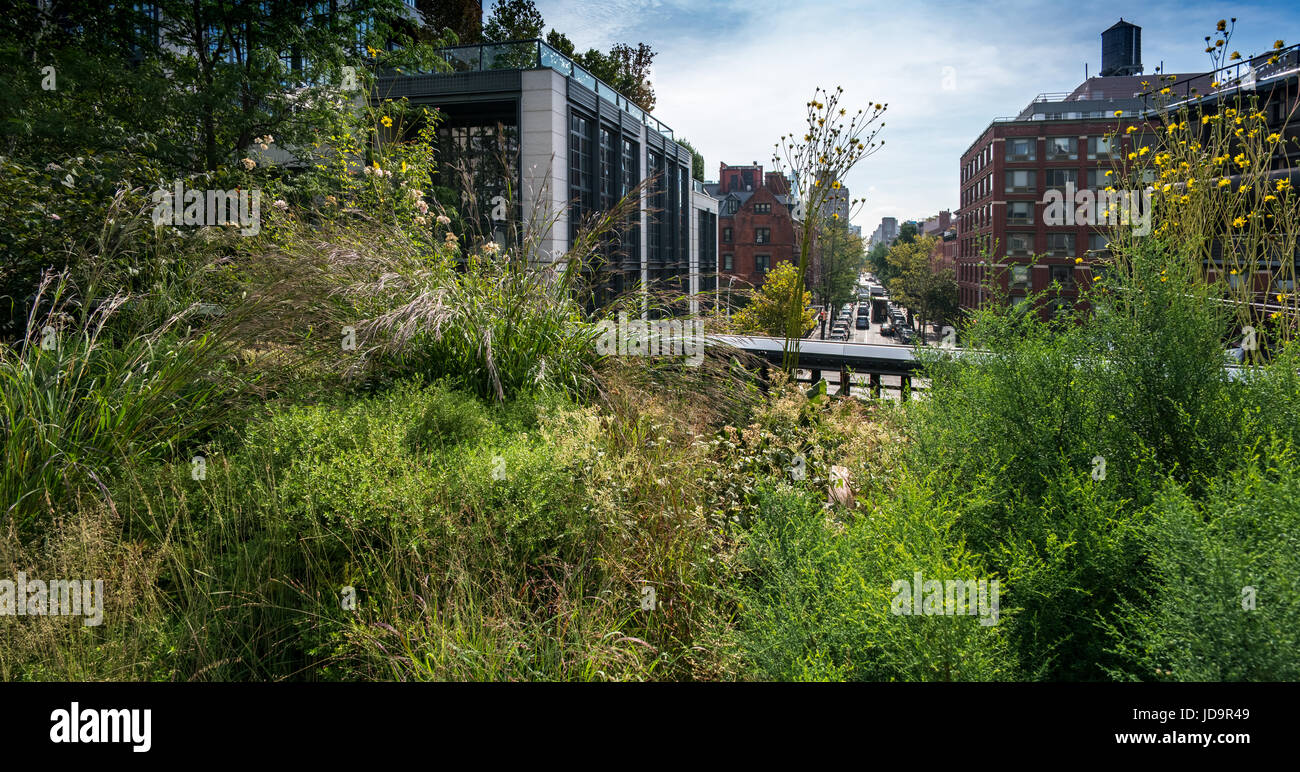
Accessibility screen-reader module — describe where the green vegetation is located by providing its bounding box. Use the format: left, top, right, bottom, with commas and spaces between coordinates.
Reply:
2, 12, 1298, 682
731, 261, 817, 338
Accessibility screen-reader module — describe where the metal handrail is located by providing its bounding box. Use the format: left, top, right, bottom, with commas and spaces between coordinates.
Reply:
1158, 44, 1300, 110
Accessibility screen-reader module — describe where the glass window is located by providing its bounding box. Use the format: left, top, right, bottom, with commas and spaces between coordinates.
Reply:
620, 136, 639, 267
723, 253, 734, 271
599, 126, 616, 211
1010, 265, 1030, 286
1047, 137, 1078, 160
568, 112, 594, 248
1087, 169, 1111, 189
1051, 264, 1075, 285
722, 227, 732, 243
1007, 138, 1036, 161
1007, 201, 1033, 225
1046, 233, 1076, 255
1007, 234, 1032, 255
755, 227, 770, 244
1088, 233, 1110, 252
1087, 136, 1112, 159
1046, 169, 1077, 189
1005, 170, 1035, 194
756, 254, 771, 273
647, 150, 664, 263
753, 202, 771, 214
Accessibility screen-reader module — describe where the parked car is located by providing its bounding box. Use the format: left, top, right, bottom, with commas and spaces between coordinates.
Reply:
898, 327, 915, 344
879, 322, 894, 337
855, 315, 869, 330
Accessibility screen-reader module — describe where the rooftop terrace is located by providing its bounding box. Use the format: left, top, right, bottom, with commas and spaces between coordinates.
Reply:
411, 38, 674, 140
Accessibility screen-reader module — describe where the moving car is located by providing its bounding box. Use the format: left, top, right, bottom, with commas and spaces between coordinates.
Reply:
879, 322, 894, 337
855, 315, 869, 330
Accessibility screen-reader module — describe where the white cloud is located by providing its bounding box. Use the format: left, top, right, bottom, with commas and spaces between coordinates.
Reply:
532, 0, 1300, 231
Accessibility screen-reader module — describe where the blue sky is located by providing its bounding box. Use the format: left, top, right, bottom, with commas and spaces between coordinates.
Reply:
532, 0, 1300, 235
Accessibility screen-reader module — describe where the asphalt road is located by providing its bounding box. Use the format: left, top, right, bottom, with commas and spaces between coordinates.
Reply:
809, 302, 915, 400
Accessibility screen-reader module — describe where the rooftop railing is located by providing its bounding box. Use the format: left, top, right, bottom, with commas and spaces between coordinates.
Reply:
415, 38, 674, 140
1160, 44, 1300, 111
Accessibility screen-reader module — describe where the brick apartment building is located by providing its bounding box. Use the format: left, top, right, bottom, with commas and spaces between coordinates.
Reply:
706, 163, 798, 289
956, 20, 1194, 315
922, 210, 957, 275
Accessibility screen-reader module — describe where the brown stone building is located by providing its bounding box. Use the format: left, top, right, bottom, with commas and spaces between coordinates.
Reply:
705, 163, 798, 290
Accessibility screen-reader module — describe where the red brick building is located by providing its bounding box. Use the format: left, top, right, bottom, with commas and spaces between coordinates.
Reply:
956, 20, 1196, 317
922, 210, 957, 275
705, 163, 798, 290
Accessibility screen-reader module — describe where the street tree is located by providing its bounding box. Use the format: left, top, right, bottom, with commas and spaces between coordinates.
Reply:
732, 261, 817, 338
886, 235, 956, 342
814, 217, 866, 309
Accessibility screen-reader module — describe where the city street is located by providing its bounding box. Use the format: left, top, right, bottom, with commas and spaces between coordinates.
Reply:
804, 297, 918, 399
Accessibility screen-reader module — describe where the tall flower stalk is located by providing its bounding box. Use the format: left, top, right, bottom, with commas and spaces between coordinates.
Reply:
772, 88, 885, 371
1100, 25, 1298, 361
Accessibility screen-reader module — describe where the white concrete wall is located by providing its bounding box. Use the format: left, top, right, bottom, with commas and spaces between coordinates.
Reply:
520, 68, 570, 263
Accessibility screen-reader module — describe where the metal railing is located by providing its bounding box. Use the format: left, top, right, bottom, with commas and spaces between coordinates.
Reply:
1161, 44, 1300, 110
415, 38, 674, 140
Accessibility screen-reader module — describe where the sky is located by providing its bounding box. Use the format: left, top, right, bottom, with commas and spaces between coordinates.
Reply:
529, 0, 1300, 235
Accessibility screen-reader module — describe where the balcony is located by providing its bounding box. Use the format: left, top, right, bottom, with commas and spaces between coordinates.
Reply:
412, 39, 674, 140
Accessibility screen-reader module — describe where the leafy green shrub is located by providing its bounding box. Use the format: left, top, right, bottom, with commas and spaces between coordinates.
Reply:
1109, 441, 1300, 681
903, 242, 1267, 679
404, 380, 495, 452
736, 481, 1015, 681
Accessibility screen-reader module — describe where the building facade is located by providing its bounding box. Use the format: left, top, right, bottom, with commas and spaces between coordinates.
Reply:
692, 180, 719, 313
379, 39, 700, 310
869, 216, 898, 248
955, 20, 1194, 315
706, 163, 798, 290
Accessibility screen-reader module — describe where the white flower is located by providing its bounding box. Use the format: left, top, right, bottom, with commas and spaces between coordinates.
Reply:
415, 199, 429, 214
240, 158, 256, 170
272, 199, 288, 210
436, 214, 451, 226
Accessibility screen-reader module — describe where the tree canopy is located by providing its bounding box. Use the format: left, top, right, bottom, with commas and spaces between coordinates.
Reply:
732, 261, 816, 337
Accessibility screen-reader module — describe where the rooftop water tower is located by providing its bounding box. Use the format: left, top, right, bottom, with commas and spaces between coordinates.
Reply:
1100, 18, 1142, 77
